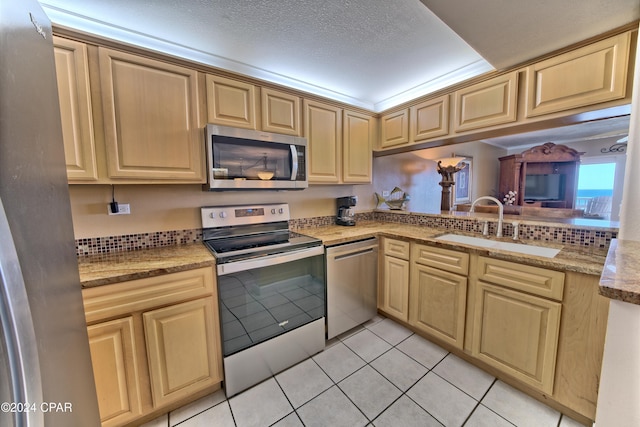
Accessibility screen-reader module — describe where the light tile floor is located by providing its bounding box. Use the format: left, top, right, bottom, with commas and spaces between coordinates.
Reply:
142, 316, 586, 427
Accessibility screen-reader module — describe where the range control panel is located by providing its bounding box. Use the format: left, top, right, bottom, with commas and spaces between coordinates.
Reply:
201, 203, 290, 228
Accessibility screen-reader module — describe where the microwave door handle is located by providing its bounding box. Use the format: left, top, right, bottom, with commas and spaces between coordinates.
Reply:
290, 145, 298, 180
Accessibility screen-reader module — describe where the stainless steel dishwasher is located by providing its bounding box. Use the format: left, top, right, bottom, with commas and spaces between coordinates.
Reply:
326, 237, 378, 339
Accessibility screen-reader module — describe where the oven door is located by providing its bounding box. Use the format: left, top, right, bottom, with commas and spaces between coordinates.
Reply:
216, 246, 325, 357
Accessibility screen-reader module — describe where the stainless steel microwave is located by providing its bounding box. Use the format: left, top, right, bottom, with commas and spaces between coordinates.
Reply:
204, 124, 308, 191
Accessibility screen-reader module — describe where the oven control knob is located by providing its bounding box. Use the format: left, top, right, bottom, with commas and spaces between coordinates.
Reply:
271, 208, 276, 214
219, 212, 227, 218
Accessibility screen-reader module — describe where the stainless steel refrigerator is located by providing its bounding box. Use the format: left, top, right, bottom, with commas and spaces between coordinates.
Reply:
0, 0, 101, 425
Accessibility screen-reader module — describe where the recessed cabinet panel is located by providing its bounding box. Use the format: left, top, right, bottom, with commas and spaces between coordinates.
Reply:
88, 317, 142, 427
261, 88, 300, 135
205, 75, 257, 129
304, 100, 342, 183
410, 264, 466, 349
454, 72, 518, 132
144, 297, 220, 408
99, 48, 204, 181
381, 255, 410, 321
472, 281, 561, 394
477, 256, 564, 301
410, 95, 449, 142
380, 109, 409, 148
526, 32, 631, 117
412, 244, 469, 276
342, 110, 373, 183
53, 37, 98, 181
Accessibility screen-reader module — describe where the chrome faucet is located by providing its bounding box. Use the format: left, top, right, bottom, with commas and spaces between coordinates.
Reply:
470, 196, 504, 237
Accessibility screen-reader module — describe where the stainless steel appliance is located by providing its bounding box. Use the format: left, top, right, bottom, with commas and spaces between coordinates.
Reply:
201, 204, 325, 396
326, 238, 378, 339
336, 195, 357, 226
204, 124, 308, 191
0, 2, 100, 426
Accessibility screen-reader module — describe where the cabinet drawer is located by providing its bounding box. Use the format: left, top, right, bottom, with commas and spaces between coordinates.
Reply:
412, 244, 469, 276
83, 267, 215, 323
477, 256, 564, 301
383, 238, 410, 259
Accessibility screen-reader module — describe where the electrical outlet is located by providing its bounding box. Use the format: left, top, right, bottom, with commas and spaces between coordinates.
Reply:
107, 203, 131, 215
382, 190, 390, 197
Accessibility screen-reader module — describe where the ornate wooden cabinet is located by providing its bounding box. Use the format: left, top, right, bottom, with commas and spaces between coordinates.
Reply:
499, 142, 583, 209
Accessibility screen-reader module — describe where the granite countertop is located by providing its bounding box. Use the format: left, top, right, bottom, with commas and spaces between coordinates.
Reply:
78, 243, 215, 288
599, 239, 640, 304
297, 221, 608, 276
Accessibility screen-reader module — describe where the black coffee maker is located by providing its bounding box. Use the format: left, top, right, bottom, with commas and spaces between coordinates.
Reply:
336, 196, 357, 226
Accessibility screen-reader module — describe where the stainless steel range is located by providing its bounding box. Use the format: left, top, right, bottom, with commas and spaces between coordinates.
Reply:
201, 203, 325, 396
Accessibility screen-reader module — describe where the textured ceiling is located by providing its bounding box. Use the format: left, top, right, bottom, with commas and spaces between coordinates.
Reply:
40, 0, 638, 142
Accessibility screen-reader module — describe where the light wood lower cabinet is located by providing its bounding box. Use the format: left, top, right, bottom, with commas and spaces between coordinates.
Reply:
88, 317, 142, 427
472, 281, 561, 395
379, 238, 410, 321
144, 297, 219, 408
410, 264, 467, 349
408, 244, 468, 349
82, 267, 222, 427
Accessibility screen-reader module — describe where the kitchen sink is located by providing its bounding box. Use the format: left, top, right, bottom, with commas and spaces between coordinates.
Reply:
435, 234, 561, 258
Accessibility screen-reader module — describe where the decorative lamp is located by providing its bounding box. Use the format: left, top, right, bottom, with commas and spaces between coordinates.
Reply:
435, 155, 466, 212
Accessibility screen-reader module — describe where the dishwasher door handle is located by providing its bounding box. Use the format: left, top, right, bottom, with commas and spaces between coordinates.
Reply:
332, 247, 376, 261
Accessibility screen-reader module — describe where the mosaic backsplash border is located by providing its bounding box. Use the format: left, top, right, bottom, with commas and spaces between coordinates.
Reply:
77, 210, 617, 256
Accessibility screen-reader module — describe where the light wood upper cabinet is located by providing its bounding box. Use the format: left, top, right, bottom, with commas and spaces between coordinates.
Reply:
453, 71, 518, 132
526, 32, 631, 118
410, 95, 449, 142
304, 99, 342, 183
261, 87, 301, 135
205, 74, 257, 129
53, 37, 98, 181
99, 48, 204, 182
342, 110, 373, 183
379, 238, 410, 321
87, 317, 142, 427
144, 297, 220, 408
380, 109, 409, 148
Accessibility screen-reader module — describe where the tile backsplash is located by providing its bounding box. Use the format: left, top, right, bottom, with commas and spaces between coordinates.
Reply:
76, 210, 616, 256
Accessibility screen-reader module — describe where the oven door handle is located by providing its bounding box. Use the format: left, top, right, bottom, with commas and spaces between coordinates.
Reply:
217, 245, 324, 276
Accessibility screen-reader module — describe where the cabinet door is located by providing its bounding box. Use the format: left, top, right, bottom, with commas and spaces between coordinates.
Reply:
380, 255, 410, 321
380, 109, 409, 148
304, 100, 342, 183
87, 317, 142, 427
144, 297, 221, 408
410, 95, 449, 142
99, 48, 204, 182
342, 110, 373, 183
453, 72, 518, 132
472, 281, 561, 394
53, 37, 98, 181
409, 264, 467, 349
261, 87, 301, 135
526, 32, 631, 117
205, 74, 257, 129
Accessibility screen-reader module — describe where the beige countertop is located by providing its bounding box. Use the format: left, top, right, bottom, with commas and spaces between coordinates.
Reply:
599, 239, 640, 304
78, 221, 609, 288
297, 221, 608, 276
78, 243, 215, 288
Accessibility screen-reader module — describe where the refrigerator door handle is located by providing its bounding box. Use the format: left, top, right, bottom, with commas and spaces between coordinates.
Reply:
0, 197, 44, 427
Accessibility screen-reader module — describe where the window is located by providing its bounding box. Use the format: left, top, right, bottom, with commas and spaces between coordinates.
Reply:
576, 162, 615, 219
